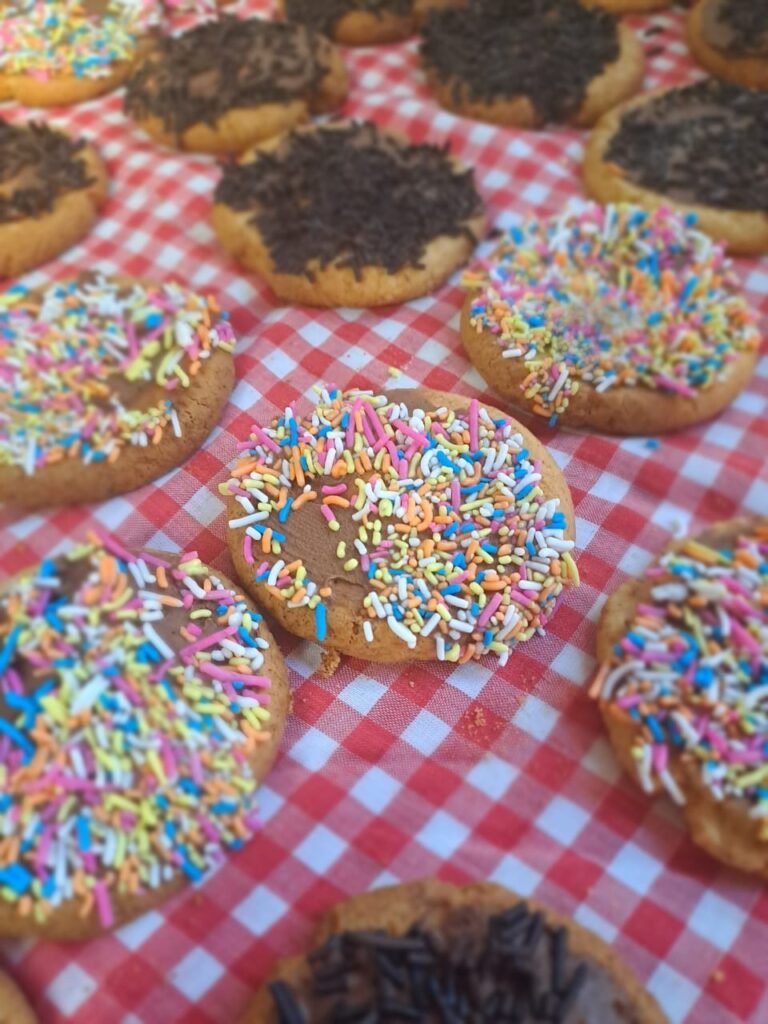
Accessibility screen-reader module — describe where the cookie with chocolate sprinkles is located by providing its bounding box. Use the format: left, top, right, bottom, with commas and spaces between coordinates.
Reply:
242, 880, 666, 1024
278, 0, 417, 45
687, 0, 768, 91
124, 16, 348, 155
584, 79, 768, 255
419, 0, 644, 129
212, 121, 484, 306
0, 120, 107, 278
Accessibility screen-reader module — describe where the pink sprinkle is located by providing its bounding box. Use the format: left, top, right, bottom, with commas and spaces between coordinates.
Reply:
198, 663, 270, 687
320, 505, 336, 524
244, 534, 254, 565
93, 882, 114, 929
252, 425, 281, 453
468, 398, 479, 450
477, 593, 502, 628
322, 484, 347, 495
180, 625, 238, 658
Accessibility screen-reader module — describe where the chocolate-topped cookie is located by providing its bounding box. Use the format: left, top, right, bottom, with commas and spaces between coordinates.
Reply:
212, 121, 485, 306
584, 80, 768, 254
243, 880, 666, 1024
419, 0, 644, 129
124, 16, 347, 154
688, 0, 768, 91
0, 120, 107, 277
278, 0, 417, 45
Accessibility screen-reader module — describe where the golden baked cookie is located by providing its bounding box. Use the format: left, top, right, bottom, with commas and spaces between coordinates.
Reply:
212, 121, 485, 307
0, 274, 235, 509
687, 0, 768, 91
277, 0, 417, 45
223, 387, 578, 668
461, 202, 761, 435
243, 879, 667, 1023
0, 121, 107, 279
124, 16, 348, 155
584, 80, 768, 255
592, 517, 768, 879
0, 536, 290, 940
419, 0, 645, 129
0, 969, 36, 1024
584, 0, 672, 12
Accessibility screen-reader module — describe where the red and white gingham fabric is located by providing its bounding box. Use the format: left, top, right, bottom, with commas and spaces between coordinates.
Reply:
1, 3, 767, 1022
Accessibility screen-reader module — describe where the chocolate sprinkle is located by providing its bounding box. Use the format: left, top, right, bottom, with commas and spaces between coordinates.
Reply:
420, 0, 620, 125
124, 16, 334, 137
283, 0, 412, 37
605, 80, 768, 212
707, 0, 768, 56
0, 121, 93, 224
269, 902, 641, 1023
214, 121, 483, 278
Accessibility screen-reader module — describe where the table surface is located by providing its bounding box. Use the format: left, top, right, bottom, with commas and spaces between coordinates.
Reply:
1, 3, 767, 1022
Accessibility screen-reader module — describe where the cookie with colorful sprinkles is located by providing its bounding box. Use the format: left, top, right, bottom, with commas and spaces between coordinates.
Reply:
0, 120, 107, 279
243, 879, 667, 1024
461, 203, 760, 435
212, 121, 485, 307
419, 0, 644, 130
0, 968, 36, 1024
222, 387, 577, 669
592, 517, 768, 878
0, 534, 290, 939
0, 274, 235, 508
687, 0, 768, 91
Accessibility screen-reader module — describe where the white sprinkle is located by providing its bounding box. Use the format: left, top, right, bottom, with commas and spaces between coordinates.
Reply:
143, 623, 174, 660
229, 511, 270, 529
363, 621, 374, 642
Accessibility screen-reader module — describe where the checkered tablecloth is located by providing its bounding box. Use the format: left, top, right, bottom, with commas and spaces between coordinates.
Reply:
1, 3, 767, 1021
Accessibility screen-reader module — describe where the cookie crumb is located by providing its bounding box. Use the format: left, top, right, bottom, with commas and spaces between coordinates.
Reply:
319, 648, 341, 677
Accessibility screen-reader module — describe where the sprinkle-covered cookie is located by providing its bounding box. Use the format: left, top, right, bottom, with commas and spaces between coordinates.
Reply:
687, 0, 768, 91
592, 517, 768, 878
222, 387, 577, 667
461, 203, 760, 435
0, 274, 235, 508
0, 535, 289, 939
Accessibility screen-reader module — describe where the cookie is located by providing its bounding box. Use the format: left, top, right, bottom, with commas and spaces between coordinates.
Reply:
278, 0, 416, 46
0, 535, 290, 940
222, 387, 578, 668
461, 203, 760, 435
0, 120, 107, 279
584, 80, 768, 255
584, 0, 672, 12
0, 274, 235, 509
212, 121, 485, 307
687, 0, 768, 91
243, 879, 666, 1024
124, 16, 348, 155
592, 517, 768, 878
0, 969, 36, 1024
419, 0, 645, 129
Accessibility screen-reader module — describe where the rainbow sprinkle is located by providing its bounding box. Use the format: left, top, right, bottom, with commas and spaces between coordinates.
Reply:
0, 535, 276, 927
221, 389, 579, 665
0, 275, 234, 476
592, 522, 768, 839
463, 203, 760, 425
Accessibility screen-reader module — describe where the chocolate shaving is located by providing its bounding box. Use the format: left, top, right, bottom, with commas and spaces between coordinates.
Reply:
269, 902, 642, 1022
124, 16, 334, 137
419, 0, 620, 125
0, 121, 93, 224
283, 0, 412, 36
214, 121, 483, 278
605, 80, 768, 212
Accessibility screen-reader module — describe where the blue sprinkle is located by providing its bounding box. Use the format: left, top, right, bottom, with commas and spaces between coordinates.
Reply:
315, 603, 327, 643
76, 815, 91, 852
0, 625, 21, 675
0, 864, 33, 894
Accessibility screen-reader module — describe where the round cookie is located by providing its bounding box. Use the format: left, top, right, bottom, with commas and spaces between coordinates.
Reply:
0, 535, 290, 940
124, 16, 348, 155
243, 879, 666, 1024
419, 0, 645, 129
277, 0, 416, 46
461, 202, 761, 435
0, 120, 107, 279
584, 80, 768, 255
687, 0, 768, 91
222, 387, 578, 668
0, 274, 235, 509
592, 517, 768, 878
0, 969, 36, 1024
212, 121, 485, 307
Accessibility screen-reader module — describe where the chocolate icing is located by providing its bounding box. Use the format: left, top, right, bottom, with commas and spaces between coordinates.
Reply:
420, 0, 620, 124
283, 0, 412, 36
605, 80, 768, 212
269, 902, 643, 1023
215, 122, 483, 278
124, 16, 334, 137
0, 121, 93, 224
700, 0, 768, 57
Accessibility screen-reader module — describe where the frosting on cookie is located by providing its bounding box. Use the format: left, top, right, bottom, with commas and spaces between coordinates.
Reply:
222, 389, 577, 664
0, 536, 276, 927
282, 0, 411, 36
215, 122, 483, 278
604, 80, 768, 212
0, 122, 94, 223
592, 522, 768, 837
463, 203, 760, 424
700, 0, 768, 57
0, 275, 235, 477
